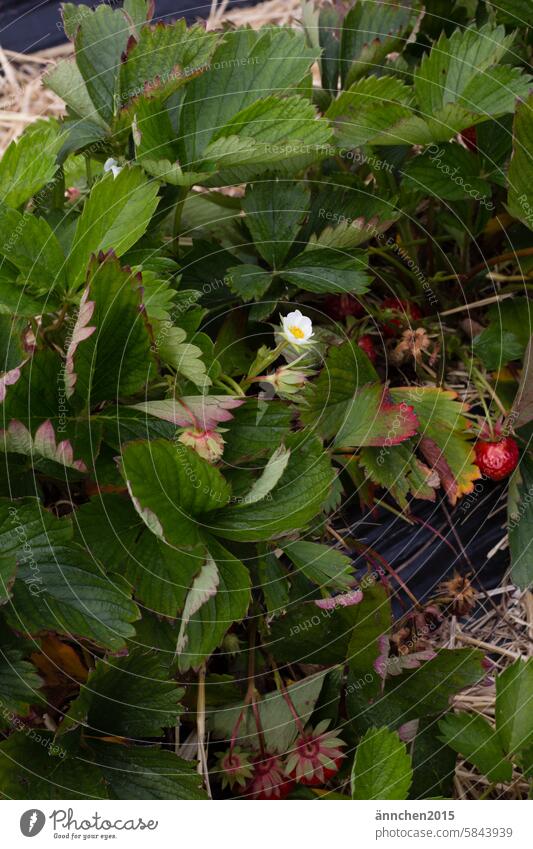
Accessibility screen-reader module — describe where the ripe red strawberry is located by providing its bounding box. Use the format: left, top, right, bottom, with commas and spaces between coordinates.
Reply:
381, 297, 423, 337
324, 293, 364, 320
459, 126, 477, 152
474, 437, 519, 481
285, 721, 346, 786
358, 334, 377, 363
242, 754, 294, 800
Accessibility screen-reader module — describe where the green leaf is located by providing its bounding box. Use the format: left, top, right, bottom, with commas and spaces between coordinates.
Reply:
9, 547, 138, 650
0, 644, 43, 728
389, 387, 480, 505
66, 166, 160, 288
334, 384, 419, 449
496, 659, 533, 755
360, 442, 439, 509
158, 325, 211, 388
0, 121, 62, 208
61, 651, 184, 738
403, 143, 491, 202
414, 25, 516, 118
214, 432, 334, 542
0, 497, 71, 603
61, 3, 93, 38
346, 582, 391, 696
282, 540, 352, 590
120, 439, 230, 547
257, 550, 290, 615
307, 188, 400, 250
0, 202, 66, 295
1, 498, 138, 649
180, 27, 319, 164
140, 157, 210, 187
74, 4, 130, 124
301, 340, 379, 439
508, 455, 533, 590
327, 75, 414, 148
279, 247, 370, 294
0, 262, 46, 317
507, 94, 533, 229
73, 493, 142, 562
352, 726, 413, 800
269, 594, 367, 666
438, 712, 512, 783
340, 0, 419, 88
242, 179, 310, 268
92, 742, 207, 799
65, 252, 154, 404
221, 399, 292, 464
240, 445, 291, 506
44, 58, 107, 129
0, 732, 109, 800
348, 649, 486, 734
0, 732, 206, 799
227, 264, 273, 302
201, 95, 332, 182
123, 0, 153, 29
330, 27, 530, 148
176, 539, 251, 671
410, 716, 456, 799
125, 533, 202, 618
473, 298, 532, 370
119, 20, 218, 106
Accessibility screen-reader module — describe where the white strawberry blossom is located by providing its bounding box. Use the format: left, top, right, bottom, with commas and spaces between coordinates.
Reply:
280, 309, 314, 347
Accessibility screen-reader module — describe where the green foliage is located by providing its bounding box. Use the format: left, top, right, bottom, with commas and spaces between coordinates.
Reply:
351, 726, 413, 800
0, 0, 530, 801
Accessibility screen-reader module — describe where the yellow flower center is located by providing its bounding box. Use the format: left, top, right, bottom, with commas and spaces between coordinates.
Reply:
289, 325, 305, 339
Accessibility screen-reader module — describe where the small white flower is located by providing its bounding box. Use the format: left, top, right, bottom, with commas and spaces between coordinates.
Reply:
103, 157, 122, 179
280, 309, 314, 347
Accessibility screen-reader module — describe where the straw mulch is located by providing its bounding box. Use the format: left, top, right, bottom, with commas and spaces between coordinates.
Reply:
0, 0, 301, 154
0, 0, 531, 800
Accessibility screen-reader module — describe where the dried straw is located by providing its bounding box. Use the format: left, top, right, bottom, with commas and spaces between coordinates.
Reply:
0, 0, 531, 800
0, 0, 301, 154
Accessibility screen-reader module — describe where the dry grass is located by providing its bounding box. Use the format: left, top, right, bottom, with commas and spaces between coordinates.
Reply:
443, 586, 533, 798
0, 0, 531, 800
0, 0, 302, 154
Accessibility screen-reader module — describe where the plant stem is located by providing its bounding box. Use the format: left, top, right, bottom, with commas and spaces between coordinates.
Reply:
173, 186, 189, 259
218, 374, 246, 396
196, 663, 212, 797
461, 247, 533, 282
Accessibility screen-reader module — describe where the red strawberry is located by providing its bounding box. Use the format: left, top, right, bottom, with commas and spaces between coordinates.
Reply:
358, 334, 377, 363
242, 754, 294, 800
381, 297, 423, 337
459, 126, 477, 152
474, 437, 519, 481
285, 721, 345, 786
324, 293, 364, 320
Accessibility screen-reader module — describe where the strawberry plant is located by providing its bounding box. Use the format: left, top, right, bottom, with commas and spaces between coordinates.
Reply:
0, 0, 532, 800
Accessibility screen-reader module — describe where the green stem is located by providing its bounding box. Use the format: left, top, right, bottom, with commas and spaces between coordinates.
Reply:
173, 186, 189, 259
369, 246, 421, 288
85, 156, 93, 188
218, 374, 246, 397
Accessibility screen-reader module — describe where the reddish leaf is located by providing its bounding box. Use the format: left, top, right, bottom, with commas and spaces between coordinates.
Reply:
334, 385, 418, 448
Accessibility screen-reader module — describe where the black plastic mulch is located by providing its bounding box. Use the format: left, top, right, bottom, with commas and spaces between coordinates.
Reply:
0, 0, 260, 53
